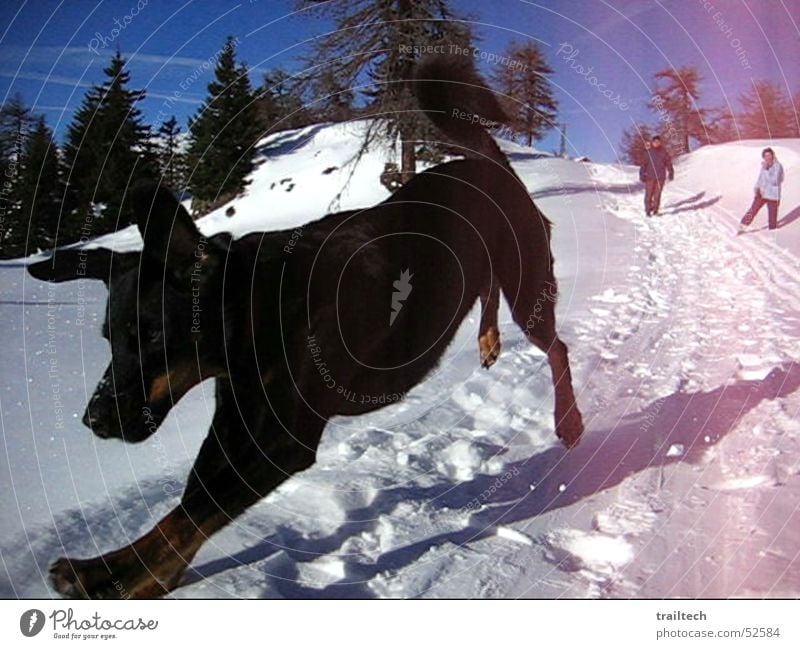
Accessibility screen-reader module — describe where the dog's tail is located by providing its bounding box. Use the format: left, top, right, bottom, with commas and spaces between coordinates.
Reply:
412, 55, 511, 168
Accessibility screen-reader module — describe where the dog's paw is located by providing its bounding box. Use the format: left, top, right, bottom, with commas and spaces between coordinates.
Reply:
556, 408, 584, 449
49, 555, 171, 599
49, 557, 120, 599
479, 327, 501, 369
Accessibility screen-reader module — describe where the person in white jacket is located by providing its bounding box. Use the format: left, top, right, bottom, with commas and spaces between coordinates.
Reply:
739, 147, 784, 232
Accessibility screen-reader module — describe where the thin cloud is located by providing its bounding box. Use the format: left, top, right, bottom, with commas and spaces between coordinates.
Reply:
0, 70, 93, 89
146, 92, 203, 104
0, 70, 203, 106
32, 105, 72, 111
0, 45, 228, 69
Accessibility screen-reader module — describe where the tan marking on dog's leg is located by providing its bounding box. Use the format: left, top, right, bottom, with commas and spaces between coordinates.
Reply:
479, 325, 502, 369
479, 280, 502, 369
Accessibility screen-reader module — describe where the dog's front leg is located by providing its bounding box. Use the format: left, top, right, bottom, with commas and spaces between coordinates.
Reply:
49, 391, 327, 599
48, 505, 207, 599
48, 385, 239, 599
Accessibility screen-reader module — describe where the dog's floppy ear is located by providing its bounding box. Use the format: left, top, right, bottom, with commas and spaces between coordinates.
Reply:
132, 181, 204, 271
28, 248, 121, 284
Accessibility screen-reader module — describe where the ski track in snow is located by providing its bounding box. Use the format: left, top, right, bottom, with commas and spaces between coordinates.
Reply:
575, 165, 800, 597
2, 127, 800, 598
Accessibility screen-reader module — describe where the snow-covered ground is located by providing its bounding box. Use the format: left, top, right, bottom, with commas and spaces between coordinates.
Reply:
2, 123, 799, 598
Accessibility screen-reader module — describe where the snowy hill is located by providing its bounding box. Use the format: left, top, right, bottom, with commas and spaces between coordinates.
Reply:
2, 124, 800, 598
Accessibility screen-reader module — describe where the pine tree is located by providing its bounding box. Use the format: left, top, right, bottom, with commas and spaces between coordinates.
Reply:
186, 37, 263, 211
62, 51, 157, 236
0, 94, 31, 160
62, 85, 101, 223
156, 115, 187, 191
0, 95, 33, 258
648, 66, 708, 154
738, 81, 798, 139
297, 0, 473, 182
491, 41, 558, 147
17, 116, 64, 251
795, 91, 800, 133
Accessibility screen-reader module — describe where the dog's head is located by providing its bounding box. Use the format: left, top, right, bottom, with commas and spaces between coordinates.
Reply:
28, 184, 232, 442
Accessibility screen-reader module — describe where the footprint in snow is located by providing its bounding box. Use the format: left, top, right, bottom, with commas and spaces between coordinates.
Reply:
542, 529, 634, 575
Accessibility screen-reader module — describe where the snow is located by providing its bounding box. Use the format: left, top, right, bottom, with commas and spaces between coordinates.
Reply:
2, 124, 800, 598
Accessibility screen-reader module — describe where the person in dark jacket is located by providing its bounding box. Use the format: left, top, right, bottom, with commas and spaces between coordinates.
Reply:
639, 135, 674, 216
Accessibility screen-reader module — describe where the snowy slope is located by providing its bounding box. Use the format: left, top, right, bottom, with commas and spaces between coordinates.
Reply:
2, 125, 800, 598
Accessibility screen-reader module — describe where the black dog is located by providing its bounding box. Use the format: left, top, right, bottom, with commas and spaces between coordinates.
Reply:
28, 57, 583, 598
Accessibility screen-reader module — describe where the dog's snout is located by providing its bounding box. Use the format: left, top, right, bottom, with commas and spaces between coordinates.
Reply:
83, 394, 118, 439
81, 389, 157, 442
83, 406, 111, 438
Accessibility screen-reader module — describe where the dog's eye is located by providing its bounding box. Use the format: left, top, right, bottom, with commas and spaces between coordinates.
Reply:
123, 321, 137, 345
147, 329, 163, 345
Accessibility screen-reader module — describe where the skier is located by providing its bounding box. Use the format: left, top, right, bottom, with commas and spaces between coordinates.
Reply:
738, 147, 784, 233
639, 135, 674, 216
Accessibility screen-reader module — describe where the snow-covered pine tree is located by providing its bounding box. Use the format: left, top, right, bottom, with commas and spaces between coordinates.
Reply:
490, 41, 558, 147
62, 51, 157, 237
186, 36, 263, 212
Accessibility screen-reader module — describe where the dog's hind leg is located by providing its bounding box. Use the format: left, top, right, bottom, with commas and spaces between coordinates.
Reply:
478, 278, 502, 369
530, 331, 583, 449
504, 278, 583, 448
49, 384, 327, 599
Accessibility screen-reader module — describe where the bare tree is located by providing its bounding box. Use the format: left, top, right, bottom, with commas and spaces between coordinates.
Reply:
648, 66, 709, 154
618, 121, 655, 166
296, 0, 474, 182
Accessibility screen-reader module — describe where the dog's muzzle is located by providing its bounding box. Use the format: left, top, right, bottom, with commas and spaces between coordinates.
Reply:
83, 400, 114, 439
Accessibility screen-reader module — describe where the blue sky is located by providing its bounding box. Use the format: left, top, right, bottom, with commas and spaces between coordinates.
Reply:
1, 0, 798, 162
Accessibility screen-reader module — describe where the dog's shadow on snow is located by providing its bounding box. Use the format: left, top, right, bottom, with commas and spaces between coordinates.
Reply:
187, 362, 800, 598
